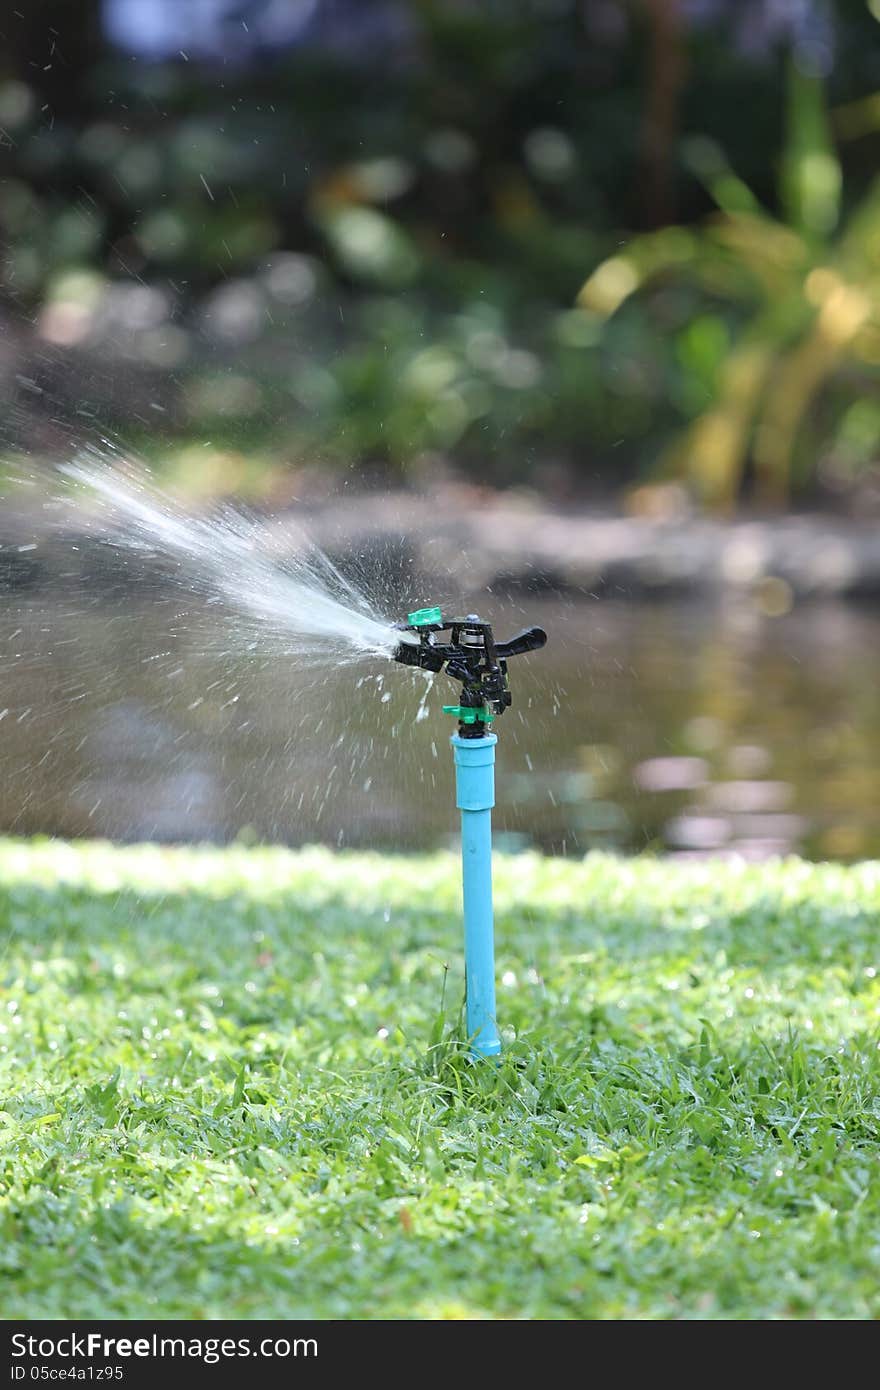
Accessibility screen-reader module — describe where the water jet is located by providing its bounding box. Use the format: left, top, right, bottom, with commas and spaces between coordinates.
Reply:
59, 463, 549, 1056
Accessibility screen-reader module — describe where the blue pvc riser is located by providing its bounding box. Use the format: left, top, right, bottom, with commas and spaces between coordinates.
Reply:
451, 733, 501, 1059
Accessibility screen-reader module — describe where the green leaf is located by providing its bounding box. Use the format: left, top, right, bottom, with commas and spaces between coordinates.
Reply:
232, 1066, 247, 1107
781, 62, 841, 243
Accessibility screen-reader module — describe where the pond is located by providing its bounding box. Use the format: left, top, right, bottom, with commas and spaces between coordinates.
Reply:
2, 581, 879, 860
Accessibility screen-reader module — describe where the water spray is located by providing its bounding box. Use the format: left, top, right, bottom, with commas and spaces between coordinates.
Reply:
58, 464, 548, 1057
392, 607, 547, 1058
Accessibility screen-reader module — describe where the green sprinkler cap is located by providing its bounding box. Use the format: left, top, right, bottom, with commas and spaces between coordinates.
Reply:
442, 705, 496, 724
407, 605, 443, 628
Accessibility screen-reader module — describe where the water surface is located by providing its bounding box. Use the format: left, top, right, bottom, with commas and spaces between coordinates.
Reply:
2, 587, 878, 859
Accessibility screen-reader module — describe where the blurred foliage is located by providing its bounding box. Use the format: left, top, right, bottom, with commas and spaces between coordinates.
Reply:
581, 61, 880, 507
3, 1, 880, 501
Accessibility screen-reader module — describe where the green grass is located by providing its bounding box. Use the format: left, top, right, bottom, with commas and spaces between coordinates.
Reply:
2, 839, 880, 1319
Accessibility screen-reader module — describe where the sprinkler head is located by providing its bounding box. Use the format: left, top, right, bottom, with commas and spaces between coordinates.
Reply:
392, 611, 547, 737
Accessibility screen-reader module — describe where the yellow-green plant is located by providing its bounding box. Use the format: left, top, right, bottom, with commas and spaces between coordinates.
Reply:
579, 63, 880, 507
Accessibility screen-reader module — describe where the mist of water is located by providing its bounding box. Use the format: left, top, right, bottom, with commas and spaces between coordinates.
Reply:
60, 459, 413, 665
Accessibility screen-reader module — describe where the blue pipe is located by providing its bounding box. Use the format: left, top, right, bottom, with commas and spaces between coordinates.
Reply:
451, 733, 501, 1060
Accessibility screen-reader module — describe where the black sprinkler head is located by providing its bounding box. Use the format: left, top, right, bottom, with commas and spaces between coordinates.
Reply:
392, 608, 547, 738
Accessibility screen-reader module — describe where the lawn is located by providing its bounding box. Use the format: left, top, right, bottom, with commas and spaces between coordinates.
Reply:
1, 839, 879, 1319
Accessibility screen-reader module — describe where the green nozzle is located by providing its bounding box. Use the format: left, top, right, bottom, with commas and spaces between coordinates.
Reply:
442, 705, 495, 724
407, 605, 443, 628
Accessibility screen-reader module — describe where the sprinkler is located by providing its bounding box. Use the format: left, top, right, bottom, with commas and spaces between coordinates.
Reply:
393, 607, 547, 1058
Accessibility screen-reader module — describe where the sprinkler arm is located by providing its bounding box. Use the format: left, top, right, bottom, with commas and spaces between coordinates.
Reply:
496, 627, 551, 659
392, 608, 547, 737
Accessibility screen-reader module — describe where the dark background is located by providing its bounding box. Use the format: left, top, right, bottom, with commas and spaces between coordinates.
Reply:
4, 0, 880, 508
